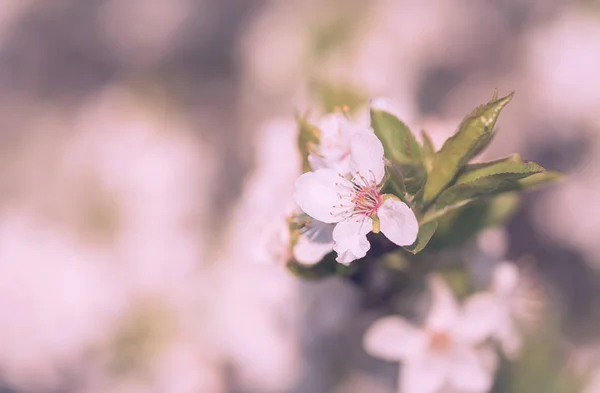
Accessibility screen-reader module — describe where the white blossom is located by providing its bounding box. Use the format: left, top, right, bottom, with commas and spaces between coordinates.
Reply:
294, 131, 419, 264
308, 112, 370, 174
364, 275, 497, 393
463, 262, 543, 359
292, 112, 369, 265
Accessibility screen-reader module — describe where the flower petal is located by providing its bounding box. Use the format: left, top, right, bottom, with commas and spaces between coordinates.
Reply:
448, 345, 497, 393
292, 221, 334, 265
332, 217, 372, 264
378, 198, 419, 247
293, 169, 343, 223
319, 112, 368, 139
363, 316, 427, 362
458, 292, 502, 344
425, 274, 460, 331
497, 320, 522, 360
318, 113, 346, 138
308, 152, 352, 174
307, 153, 328, 171
401, 358, 447, 393
349, 132, 385, 184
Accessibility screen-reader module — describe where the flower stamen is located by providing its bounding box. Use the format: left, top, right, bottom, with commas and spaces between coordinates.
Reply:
330, 170, 383, 220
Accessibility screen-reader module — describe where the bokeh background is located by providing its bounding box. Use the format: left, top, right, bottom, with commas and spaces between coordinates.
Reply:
1, 0, 600, 392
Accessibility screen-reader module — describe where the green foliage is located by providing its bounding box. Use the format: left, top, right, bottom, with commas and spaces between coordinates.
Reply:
430, 193, 521, 250
383, 159, 427, 203
365, 91, 560, 255
431, 158, 544, 212
371, 107, 422, 164
423, 92, 514, 203
383, 159, 407, 200
420, 130, 436, 172
293, 90, 562, 266
509, 170, 564, 189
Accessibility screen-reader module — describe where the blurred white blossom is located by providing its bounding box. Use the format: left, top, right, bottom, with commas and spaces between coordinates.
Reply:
0, 84, 219, 391
64, 85, 213, 301
464, 262, 543, 359
526, 9, 600, 121
209, 119, 302, 392
364, 275, 497, 393
80, 305, 224, 393
227, 118, 301, 265
96, 0, 195, 66
240, 4, 310, 99
207, 262, 301, 392
308, 112, 371, 173
0, 210, 126, 391
532, 135, 600, 269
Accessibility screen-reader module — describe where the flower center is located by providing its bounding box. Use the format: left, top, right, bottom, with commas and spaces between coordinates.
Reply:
351, 181, 382, 216
427, 330, 452, 353
331, 170, 382, 219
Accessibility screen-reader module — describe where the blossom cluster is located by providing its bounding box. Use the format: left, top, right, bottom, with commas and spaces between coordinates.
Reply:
291, 111, 419, 265
287, 92, 558, 269
282, 92, 560, 392
364, 262, 543, 393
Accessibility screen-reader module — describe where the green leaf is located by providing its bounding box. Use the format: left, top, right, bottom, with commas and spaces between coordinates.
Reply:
423, 92, 514, 202
479, 170, 562, 196
383, 159, 406, 201
296, 116, 320, 173
402, 163, 427, 197
429, 193, 520, 250
455, 157, 544, 185
421, 130, 436, 172
403, 220, 438, 254
370, 108, 421, 164
457, 154, 521, 173
516, 170, 564, 189
490, 88, 499, 101
422, 165, 556, 224
433, 160, 544, 210
383, 159, 427, 200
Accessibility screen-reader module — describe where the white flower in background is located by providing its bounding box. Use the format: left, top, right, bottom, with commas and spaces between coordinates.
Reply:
294, 131, 419, 264
463, 262, 543, 359
292, 214, 335, 265
0, 210, 126, 391
308, 112, 370, 173
207, 261, 301, 393
228, 118, 301, 265
364, 275, 497, 393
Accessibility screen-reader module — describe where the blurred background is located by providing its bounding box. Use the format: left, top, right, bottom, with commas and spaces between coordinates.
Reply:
0, 0, 600, 392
